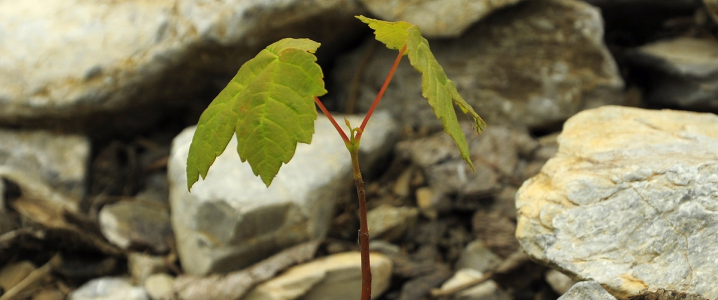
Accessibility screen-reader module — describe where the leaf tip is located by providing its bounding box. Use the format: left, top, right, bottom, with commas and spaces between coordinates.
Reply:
261, 175, 274, 188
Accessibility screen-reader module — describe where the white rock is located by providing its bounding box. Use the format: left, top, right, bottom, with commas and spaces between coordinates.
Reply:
144, 274, 174, 300
0, 129, 89, 203
68, 277, 148, 300
0, 0, 362, 123
169, 112, 398, 275
243, 252, 393, 300
557, 281, 616, 300
516, 106, 718, 298
455, 240, 501, 273
367, 204, 419, 242
359, 0, 523, 37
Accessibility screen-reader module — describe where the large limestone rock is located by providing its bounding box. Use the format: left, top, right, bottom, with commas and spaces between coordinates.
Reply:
0, 129, 90, 204
628, 37, 718, 112
334, 0, 623, 130
243, 252, 393, 300
169, 112, 398, 275
516, 106, 718, 298
0, 0, 363, 126
358, 0, 523, 38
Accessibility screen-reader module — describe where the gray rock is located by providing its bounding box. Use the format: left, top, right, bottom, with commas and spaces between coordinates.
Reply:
0, 129, 89, 203
168, 112, 398, 275
98, 200, 173, 253
358, 0, 523, 38
68, 277, 148, 300
516, 106, 718, 298
397, 125, 534, 210
0, 0, 364, 126
557, 281, 616, 300
243, 252, 393, 300
367, 204, 419, 242
628, 37, 718, 111
546, 269, 576, 295
334, 0, 623, 130
455, 240, 502, 273
436, 269, 510, 300
170, 241, 320, 300
369, 240, 402, 256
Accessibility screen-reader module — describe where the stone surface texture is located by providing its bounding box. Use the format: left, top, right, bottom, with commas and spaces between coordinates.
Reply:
98, 201, 173, 253
0, 0, 363, 125
628, 37, 718, 112
334, 0, 623, 130
516, 106, 718, 298
397, 124, 536, 211
367, 204, 419, 242
0, 129, 89, 202
557, 281, 616, 300
243, 252, 393, 300
68, 277, 148, 300
358, 0, 523, 37
168, 112, 398, 275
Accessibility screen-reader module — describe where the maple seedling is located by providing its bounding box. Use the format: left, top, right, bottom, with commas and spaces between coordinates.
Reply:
186, 16, 486, 300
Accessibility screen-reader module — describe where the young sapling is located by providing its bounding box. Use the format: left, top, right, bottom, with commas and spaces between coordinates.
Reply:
186, 16, 486, 300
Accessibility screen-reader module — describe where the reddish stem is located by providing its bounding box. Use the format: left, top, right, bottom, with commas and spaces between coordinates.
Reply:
315, 96, 350, 144
356, 44, 407, 141
350, 150, 372, 300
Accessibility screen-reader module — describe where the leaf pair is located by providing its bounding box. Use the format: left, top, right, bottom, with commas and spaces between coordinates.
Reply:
186, 16, 486, 190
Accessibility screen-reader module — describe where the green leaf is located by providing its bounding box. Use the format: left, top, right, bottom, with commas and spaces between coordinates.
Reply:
187, 38, 327, 189
356, 16, 411, 51
358, 16, 487, 171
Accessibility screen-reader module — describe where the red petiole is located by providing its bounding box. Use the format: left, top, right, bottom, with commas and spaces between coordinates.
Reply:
315, 44, 407, 144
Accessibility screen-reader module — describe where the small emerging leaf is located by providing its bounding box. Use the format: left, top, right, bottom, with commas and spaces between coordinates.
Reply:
357, 16, 487, 171
186, 38, 327, 189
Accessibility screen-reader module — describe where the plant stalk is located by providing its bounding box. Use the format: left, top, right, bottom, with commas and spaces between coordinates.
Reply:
349, 148, 372, 300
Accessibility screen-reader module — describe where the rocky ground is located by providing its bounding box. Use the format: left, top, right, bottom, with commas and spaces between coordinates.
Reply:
0, 0, 717, 300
